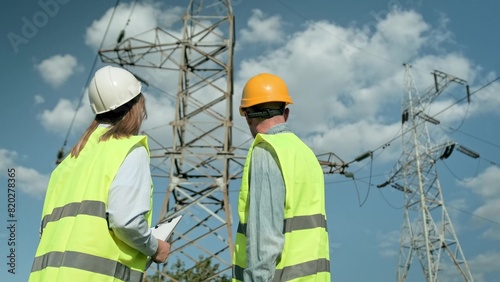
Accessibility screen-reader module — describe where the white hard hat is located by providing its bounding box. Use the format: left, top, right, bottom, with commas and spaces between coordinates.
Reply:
88, 66, 142, 114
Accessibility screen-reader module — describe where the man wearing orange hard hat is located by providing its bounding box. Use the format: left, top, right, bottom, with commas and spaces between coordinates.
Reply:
232, 73, 331, 281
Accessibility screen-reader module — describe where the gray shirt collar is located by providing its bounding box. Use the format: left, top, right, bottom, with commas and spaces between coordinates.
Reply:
265, 123, 291, 135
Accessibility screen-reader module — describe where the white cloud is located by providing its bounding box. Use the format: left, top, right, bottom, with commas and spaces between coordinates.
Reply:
470, 71, 500, 116
467, 252, 500, 282
371, 9, 429, 61
459, 166, 500, 239
38, 91, 94, 136
141, 91, 176, 140
307, 119, 401, 163
239, 9, 285, 44
376, 229, 400, 257
34, 95, 45, 105
157, 6, 184, 28
444, 198, 469, 234
427, 13, 455, 51
84, 2, 183, 50
15, 167, 50, 196
0, 148, 49, 197
0, 149, 16, 170
461, 166, 500, 198
481, 225, 500, 241
35, 54, 80, 88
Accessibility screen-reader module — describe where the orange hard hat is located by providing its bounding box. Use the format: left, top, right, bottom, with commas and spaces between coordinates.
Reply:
239, 73, 293, 116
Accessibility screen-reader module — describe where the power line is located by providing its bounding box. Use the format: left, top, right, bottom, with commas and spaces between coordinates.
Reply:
440, 157, 481, 183
117, 0, 138, 43
445, 125, 500, 151
348, 175, 500, 227
446, 204, 500, 226
438, 91, 471, 134
352, 152, 373, 207
355, 75, 500, 167
325, 172, 387, 185
57, 0, 122, 163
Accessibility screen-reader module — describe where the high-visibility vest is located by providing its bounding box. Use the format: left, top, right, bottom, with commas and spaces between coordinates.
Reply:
233, 132, 331, 282
29, 127, 153, 282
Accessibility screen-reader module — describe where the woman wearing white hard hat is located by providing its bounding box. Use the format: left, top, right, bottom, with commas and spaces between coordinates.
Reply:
29, 66, 170, 282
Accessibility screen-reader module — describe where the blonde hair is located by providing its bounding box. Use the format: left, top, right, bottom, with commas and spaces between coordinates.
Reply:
70, 94, 147, 158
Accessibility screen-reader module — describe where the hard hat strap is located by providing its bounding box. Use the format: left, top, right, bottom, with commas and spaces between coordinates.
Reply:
246, 108, 284, 119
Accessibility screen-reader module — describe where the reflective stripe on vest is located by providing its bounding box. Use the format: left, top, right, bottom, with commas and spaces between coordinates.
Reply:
233, 258, 330, 282
41, 200, 106, 232
31, 251, 143, 281
234, 216, 330, 281
232, 132, 330, 282
274, 258, 330, 282
238, 213, 327, 234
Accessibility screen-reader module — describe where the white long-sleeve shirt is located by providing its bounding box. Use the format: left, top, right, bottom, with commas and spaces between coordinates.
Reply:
107, 144, 158, 256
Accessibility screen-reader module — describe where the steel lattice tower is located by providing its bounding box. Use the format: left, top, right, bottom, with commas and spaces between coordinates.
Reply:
99, 1, 242, 279
379, 64, 474, 281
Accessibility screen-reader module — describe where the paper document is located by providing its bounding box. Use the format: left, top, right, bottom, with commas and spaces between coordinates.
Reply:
152, 215, 183, 241
145, 215, 183, 269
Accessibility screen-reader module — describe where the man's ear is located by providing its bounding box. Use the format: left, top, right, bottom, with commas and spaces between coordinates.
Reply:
284, 108, 290, 121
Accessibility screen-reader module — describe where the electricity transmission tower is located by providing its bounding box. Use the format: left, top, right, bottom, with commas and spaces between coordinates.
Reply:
99, 0, 241, 279
378, 64, 474, 281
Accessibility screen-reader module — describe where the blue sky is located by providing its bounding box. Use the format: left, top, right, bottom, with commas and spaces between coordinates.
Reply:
1, 0, 500, 281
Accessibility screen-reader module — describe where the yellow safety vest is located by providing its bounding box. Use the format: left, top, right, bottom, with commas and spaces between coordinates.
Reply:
29, 127, 153, 282
233, 132, 330, 282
